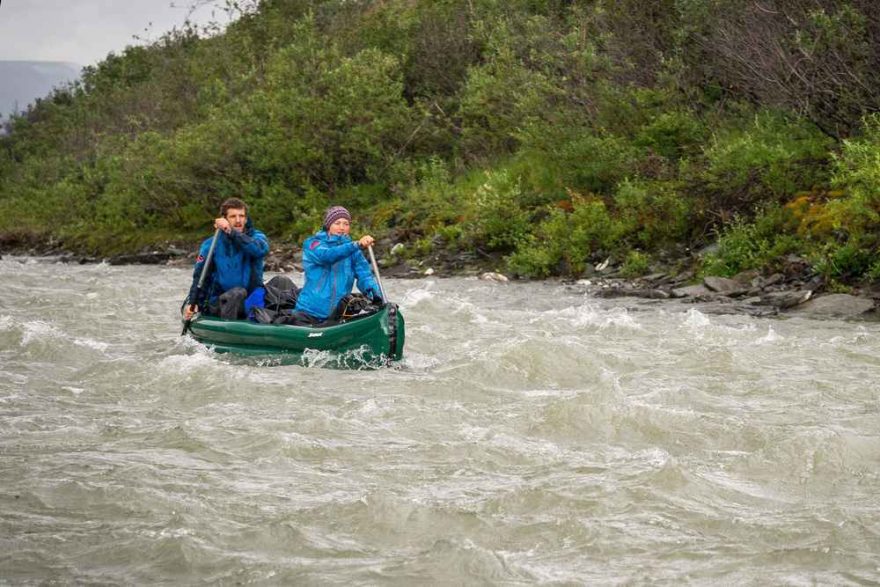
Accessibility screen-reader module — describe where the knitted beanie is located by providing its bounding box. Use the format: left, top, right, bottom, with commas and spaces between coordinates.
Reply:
323, 206, 352, 230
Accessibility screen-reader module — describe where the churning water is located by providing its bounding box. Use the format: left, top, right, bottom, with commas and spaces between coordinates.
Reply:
1, 257, 879, 584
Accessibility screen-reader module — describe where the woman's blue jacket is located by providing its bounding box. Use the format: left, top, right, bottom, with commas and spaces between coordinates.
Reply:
294, 231, 381, 320
187, 219, 269, 306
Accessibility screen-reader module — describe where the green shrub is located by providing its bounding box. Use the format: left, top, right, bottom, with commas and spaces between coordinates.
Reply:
810, 237, 877, 281
468, 169, 532, 250
831, 113, 880, 232
621, 250, 650, 278
702, 207, 803, 276
518, 121, 644, 194
507, 198, 625, 277
634, 109, 707, 161
612, 178, 691, 247
698, 110, 833, 213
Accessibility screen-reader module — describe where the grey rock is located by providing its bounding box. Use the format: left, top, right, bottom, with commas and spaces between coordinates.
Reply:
732, 269, 760, 284
594, 287, 670, 299
641, 272, 668, 283
758, 289, 813, 309
480, 272, 509, 282
788, 294, 875, 318
704, 276, 747, 294
672, 284, 711, 298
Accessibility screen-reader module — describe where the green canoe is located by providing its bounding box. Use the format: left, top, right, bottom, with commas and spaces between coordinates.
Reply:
186, 304, 404, 367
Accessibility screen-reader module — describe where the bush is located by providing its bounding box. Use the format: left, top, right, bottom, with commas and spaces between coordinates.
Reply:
831, 113, 880, 233
701, 207, 803, 276
507, 197, 625, 277
697, 109, 833, 215
612, 178, 691, 247
621, 250, 650, 277
467, 169, 532, 250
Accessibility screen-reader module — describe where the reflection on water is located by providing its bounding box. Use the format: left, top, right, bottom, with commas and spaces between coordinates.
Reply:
1, 257, 879, 583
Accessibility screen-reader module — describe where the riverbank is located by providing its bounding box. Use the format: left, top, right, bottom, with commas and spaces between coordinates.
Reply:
3, 236, 878, 321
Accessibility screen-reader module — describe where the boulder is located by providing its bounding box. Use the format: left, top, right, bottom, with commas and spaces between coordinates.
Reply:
788, 293, 875, 318
756, 289, 813, 309
672, 284, 711, 298
704, 276, 747, 295
731, 269, 760, 284
480, 272, 509, 282
594, 286, 669, 299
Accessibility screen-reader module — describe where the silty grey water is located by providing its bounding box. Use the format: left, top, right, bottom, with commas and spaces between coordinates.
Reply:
1, 257, 878, 583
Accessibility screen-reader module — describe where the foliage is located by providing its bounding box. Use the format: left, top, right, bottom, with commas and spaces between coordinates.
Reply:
507, 198, 625, 277
2, 0, 880, 286
701, 208, 803, 277
695, 110, 833, 218
467, 170, 532, 251
621, 250, 651, 278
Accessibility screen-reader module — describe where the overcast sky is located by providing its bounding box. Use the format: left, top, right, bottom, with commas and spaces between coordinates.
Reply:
0, 0, 234, 67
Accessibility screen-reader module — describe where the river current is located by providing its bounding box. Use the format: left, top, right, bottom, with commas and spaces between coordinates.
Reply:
1, 257, 879, 584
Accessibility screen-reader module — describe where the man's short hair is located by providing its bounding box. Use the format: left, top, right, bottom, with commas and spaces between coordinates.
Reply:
220, 197, 248, 218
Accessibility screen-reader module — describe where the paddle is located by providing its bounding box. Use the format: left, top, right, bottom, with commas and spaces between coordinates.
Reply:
181, 228, 221, 335
367, 245, 387, 304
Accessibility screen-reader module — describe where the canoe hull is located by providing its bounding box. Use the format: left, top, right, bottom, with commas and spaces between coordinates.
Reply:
187, 304, 404, 367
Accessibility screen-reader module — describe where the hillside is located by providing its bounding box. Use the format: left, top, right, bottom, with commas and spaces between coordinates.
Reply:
2, 0, 880, 290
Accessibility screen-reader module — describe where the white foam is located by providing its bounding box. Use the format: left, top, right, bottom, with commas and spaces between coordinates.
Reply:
756, 325, 782, 344
401, 284, 436, 307
21, 320, 64, 345
73, 337, 110, 352
158, 348, 223, 372
683, 308, 712, 329
552, 303, 642, 330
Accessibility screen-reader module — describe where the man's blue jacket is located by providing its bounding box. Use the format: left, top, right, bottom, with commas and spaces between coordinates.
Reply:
294, 231, 381, 320
187, 219, 269, 307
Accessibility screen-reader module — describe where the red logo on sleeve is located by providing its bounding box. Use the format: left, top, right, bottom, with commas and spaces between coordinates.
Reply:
309, 241, 320, 250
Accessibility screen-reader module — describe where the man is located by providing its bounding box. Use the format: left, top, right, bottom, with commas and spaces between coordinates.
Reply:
183, 198, 269, 321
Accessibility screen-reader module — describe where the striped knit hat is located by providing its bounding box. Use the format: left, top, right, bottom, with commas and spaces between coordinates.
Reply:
323, 206, 351, 230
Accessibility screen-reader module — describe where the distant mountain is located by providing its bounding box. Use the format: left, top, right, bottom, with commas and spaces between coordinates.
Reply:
0, 60, 82, 119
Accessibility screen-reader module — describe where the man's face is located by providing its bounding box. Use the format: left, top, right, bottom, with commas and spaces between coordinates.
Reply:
225, 208, 247, 232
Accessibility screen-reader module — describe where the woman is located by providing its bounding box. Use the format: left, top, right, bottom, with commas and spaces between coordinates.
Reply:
291, 206, 383, 324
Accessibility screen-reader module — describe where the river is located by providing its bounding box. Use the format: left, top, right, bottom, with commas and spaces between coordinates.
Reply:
1, 257, 878, 584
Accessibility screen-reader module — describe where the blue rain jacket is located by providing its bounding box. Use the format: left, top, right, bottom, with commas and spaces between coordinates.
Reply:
187, 219, 269, 306
294, 231, 381, 320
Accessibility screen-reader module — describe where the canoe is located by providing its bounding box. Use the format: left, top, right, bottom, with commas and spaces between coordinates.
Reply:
186, 303, 404, 367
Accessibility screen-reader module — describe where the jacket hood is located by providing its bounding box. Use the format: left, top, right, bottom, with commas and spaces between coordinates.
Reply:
314, 230, 351, 243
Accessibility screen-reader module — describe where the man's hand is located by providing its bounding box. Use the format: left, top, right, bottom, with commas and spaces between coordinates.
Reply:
184, 304, 198, 321
214, 217, 231, 233
357, 235, 375, 249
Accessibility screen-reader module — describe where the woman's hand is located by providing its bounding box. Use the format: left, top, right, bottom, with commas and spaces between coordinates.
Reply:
357, 235, 375, 249
184, 304, 198, 320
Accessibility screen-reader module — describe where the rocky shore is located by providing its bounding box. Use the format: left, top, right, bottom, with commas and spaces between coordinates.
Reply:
4, 238, 878, 320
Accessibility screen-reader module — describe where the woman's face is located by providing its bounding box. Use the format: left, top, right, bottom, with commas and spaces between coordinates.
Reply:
328, 218, 351, 236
